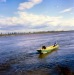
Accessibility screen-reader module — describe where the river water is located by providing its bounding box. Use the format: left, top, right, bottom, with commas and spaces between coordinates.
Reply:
0, 32, 74, 75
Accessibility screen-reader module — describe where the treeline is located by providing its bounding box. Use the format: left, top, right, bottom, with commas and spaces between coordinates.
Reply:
0, 32, 28, 36
0, 31, 58, 36
0, 30, 74, 36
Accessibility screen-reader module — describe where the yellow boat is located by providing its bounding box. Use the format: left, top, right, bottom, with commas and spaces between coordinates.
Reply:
37, 45, 59, 54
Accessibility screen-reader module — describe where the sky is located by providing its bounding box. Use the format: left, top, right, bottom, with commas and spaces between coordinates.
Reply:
0, 0, 74, 33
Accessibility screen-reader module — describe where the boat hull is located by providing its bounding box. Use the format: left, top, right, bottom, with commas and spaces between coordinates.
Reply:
37, 45, 59, 54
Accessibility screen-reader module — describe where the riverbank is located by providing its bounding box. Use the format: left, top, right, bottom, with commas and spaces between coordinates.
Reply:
0, 30, 74, 37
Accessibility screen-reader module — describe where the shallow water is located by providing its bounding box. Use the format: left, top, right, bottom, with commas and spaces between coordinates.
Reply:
0, 32, 74, 75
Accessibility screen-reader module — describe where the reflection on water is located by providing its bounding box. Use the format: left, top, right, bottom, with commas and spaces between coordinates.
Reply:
0, 32, 74, 75
38, 49, 58, 59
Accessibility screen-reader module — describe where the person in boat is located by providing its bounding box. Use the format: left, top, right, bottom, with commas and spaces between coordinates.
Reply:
42, 46, 46, 49
53, 42, 57, 47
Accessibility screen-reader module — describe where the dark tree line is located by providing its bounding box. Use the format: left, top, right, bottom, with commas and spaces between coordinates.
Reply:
0, 32, 27, 36
0, 30, 74, 36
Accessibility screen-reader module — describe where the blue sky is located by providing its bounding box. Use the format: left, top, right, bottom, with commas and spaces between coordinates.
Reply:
0, 0, 74, 33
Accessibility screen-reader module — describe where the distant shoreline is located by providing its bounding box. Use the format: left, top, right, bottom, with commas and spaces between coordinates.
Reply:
0, 30, 74, 36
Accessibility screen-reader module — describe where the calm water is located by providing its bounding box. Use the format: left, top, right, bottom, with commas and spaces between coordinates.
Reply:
0, 32, 74, 75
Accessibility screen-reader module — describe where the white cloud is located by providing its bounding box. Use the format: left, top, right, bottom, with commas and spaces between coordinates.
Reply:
18, 0, 42, 10
0, 12, 62, 27
0, 0, 6, 2
60, 18, 74, 26
60, 8, 73, 13
0, 0, 74, 32
0, 11, 74, 32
